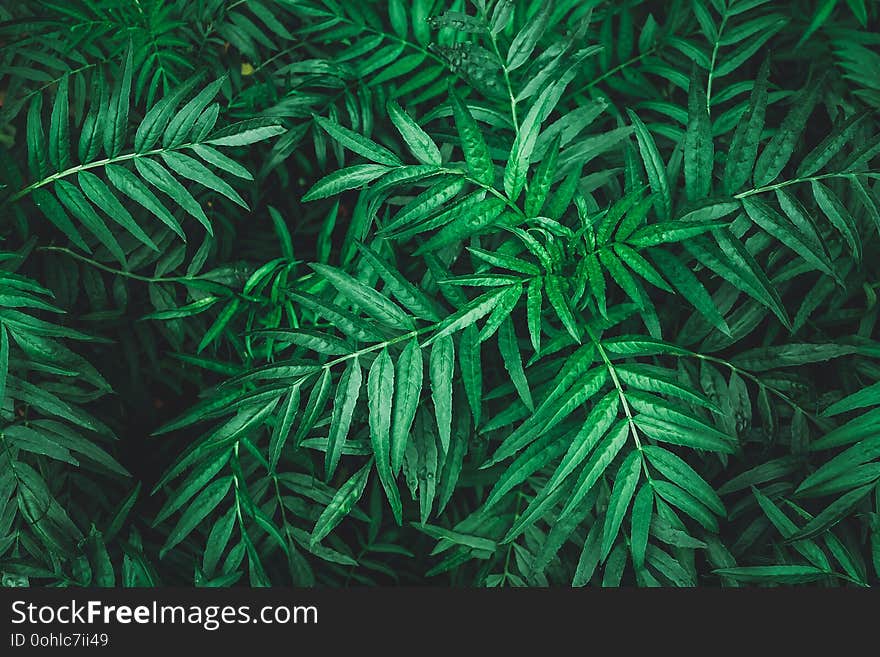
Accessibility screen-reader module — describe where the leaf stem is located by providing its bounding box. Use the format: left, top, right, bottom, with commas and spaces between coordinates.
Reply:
9, 144, 198, 202
706, 2, 731, 114
480, 5, 519, 128
733, 172, 863, 198
692, 352, 828, 429
587, 328, 653, 483
36, 246, 270, 304
36, 246, 204, 284
567, 47, 659, 100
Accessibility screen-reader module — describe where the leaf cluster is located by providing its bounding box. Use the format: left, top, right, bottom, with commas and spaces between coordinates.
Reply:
1, 0, 879, 587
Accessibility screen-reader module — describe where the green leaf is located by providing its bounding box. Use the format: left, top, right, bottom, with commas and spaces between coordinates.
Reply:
718, 457, 802, 495
498, 318, 533, 411
573, 520, 603, 586
104, 482, 141, 544
645, 544, 694, 587
458, 323, 482, 428
134, 157, 212, 234
797, 111, 868, 177
198, 298, 240, 353
651, 480, 719, 532
163, 77, 227, 148
382, 177, 470, 237
39, 421, 127, 475
427, 287, 509, 344
54, 180, 126, 265
3, 425, 77, 465
627, 110, 671, 221
602, 335, 690, 357
160, 151, 249, 209
104, 164, 184, 239
504, 71, 570, 200
506, 1, 553, 71
732, 343, 857, 371
526, 277, 543, 353
103, 42, 133, 158
822, 381, 880, 417
191, 100, 220, 144
387, 100, 442, 166
726, 59, 771, 193
312, 461, 372, 545
78, 74, 108, 165
712, 565, 829, 584
449, 88, 494, 185
627, 220, 727, 247
288, 291, 383, 343
545, 274, 581, 342
797, 0, 838, 47
189, 144, 253, 180
483, 429, 568, 510
204, 121, 286, 146
752, 488, 831, 571
135, 74, 202, 152
77, 171, 158, 251
31, 189, 89, 251
368, 348, 402, 524
48, 76, 70, 172
811, 180, 861, 261
524, 134, 560, 217
651, 249, 730, 335
325, 358, 363, 480
468, 246, 540, 276
560, 420, 630, 518
203, 506, 237, 575
740, 197, 836, 278
294, 368, 333, 446
269, 385, 300, 471
155, 449, 230, 524
809, 408, 880, 452
753, 79, 821, 186
429, 334, 454, 454
601, 450, 642, 561
476, 283, 522, 343
798, 434, 880, 494
415, 198, 508, 254
261, 329, 350, 355
613, 244, 671, 291
311, 263, 415, 330
391, 339, 423, 475
314, 115, 403, 166
685, 66, 714, 201
161, 476, 232, 557
358, 244, 440, 322
491, 369, 612, 472
303, 164, 390, 201
417, 522, 498, 553
700, 229, 790, 327
643, 445, 725, 517
26, 93, 48, 179
630, 483, 654, 570
634, 415, 736, 454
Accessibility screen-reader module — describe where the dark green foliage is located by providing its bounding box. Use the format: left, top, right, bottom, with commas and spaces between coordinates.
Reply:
1, 0, 879, 588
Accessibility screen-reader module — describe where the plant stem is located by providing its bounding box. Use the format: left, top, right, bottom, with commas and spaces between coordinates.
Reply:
9, 144, 197, 202
706, 2, 731, 114
734, 172, 862, 198
567, 47, 659, 100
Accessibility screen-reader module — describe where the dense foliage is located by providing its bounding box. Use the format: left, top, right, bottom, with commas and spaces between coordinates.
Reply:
1, 0, 879, 588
